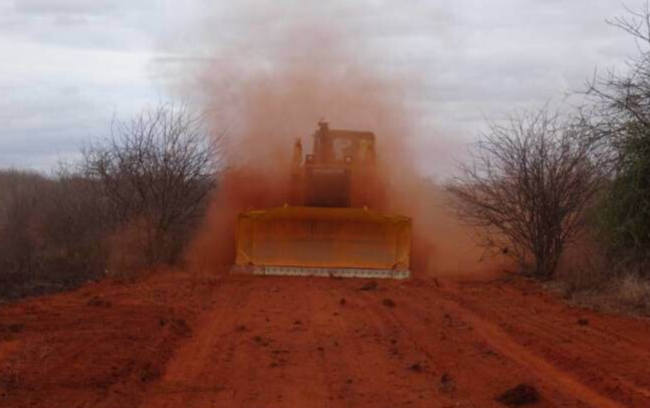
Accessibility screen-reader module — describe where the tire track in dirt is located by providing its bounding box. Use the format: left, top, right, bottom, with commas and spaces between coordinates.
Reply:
437, 296, 623, 408
228, 278, 334, 406
353, 283, 577, 407
460, 284, 650, 365
440, 281, 650, 407
141, 277, 339, 407
319, 281, 456, 407
139, 278, 253, 407
135, 275, 648, 408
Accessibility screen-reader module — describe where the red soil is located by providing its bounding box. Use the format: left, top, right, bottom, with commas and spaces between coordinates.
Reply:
1, 272, 649, 407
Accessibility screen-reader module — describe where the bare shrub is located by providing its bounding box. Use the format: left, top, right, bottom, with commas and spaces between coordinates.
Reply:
447, 108, 606, 279
82, 104, 220, 271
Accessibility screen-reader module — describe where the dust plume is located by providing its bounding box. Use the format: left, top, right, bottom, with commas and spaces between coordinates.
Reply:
182, 2, 506, 278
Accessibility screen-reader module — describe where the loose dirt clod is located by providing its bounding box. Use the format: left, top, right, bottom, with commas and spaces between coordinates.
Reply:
382, 298, 396, 308
169, 319, 192, 337
439, 372, 455, 393
496, 383, 540, 406
87, 296, 112, 308
359, 281, 378, 291
139, 363, 161, 383
253, 335, 270, 346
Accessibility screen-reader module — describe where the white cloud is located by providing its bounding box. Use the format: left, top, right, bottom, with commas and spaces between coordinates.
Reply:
0, 1, 159, 169
13, 0, 118, 16
0, 0, 646, 173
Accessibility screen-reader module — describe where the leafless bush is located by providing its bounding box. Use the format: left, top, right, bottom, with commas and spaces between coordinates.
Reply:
447, 108, 607, 279
82, 104, 220, 270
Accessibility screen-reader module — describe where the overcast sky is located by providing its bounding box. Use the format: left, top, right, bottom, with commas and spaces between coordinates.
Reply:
0, 0, 642, 172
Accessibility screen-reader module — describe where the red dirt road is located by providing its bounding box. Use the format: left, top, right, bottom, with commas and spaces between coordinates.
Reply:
1, 273, 649, 407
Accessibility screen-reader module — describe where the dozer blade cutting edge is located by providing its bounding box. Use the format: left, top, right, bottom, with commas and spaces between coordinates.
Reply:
232, 206, 411, 279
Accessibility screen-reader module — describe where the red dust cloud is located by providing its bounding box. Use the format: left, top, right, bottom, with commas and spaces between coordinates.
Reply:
183, 5, 507, 279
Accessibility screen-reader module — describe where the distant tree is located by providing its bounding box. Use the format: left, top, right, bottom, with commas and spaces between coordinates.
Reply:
447, 109, 606, 279
82, 104, 221, 268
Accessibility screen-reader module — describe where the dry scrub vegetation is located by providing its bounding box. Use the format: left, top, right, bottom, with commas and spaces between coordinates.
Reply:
0, 104, 219, 300
447, 109, 607, 280
448, 5, 650, 315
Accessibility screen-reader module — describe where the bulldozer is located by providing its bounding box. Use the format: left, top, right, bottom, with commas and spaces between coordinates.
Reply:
232, 121, 411, 279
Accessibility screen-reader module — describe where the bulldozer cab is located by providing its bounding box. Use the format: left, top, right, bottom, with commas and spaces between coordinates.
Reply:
302, 122, 377, 208
309, 121, 375, 166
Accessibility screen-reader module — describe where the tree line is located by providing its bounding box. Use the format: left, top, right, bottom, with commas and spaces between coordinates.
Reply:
0, 105, 219, 300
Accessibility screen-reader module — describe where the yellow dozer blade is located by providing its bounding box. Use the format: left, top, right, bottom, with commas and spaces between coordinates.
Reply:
233, 206, 411, 279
